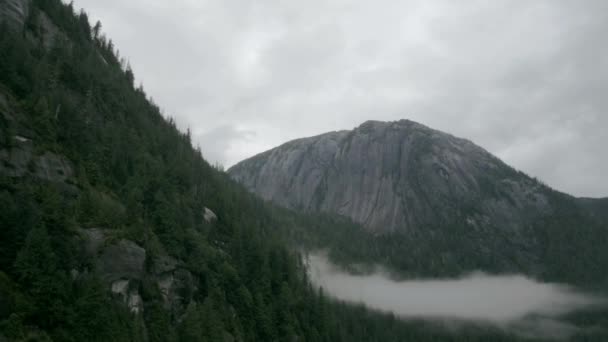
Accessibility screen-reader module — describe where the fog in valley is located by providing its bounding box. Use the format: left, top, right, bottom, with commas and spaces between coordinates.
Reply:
306, 253, 606, 339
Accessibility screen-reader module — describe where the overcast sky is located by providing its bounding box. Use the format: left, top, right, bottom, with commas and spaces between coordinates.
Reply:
71, 0, 607, 198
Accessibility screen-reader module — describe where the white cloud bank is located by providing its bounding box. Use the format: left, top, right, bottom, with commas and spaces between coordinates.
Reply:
307, 253, 606, 339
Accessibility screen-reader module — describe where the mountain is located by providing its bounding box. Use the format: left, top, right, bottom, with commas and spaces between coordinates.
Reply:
230, 120, 608, 282
230, 119, 559, 233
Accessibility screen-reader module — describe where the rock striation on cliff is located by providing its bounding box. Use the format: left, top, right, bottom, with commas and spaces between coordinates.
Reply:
229, 120, 555, 234
0, 0, 29, 28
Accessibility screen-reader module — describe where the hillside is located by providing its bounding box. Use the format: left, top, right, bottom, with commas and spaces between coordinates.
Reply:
230, 119, 598, 233
230, 120, 608, 284
229, 120, 553, 233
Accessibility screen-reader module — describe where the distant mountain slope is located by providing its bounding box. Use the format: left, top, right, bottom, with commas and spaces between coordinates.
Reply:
230, 119, 561, 234
230, 120, 608, 284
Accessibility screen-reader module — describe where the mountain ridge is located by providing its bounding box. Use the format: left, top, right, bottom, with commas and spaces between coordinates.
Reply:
229, 119, 608, 286
229, 118, 565, 234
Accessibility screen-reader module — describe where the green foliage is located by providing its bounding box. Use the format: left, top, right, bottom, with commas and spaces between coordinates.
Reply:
14, 224, 56, 285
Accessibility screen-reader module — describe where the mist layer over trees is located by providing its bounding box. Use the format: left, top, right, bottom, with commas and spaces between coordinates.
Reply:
307, 253, 606, 339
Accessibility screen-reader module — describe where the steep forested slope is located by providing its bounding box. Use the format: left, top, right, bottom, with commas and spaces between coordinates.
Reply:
0, 1, 381, 340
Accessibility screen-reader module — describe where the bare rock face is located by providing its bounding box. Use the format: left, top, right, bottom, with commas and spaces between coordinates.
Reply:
203, 207, 217, 223
156, 268, 196, 316
110, 279, 144, 314
229, 120, 553, 234
80, 229, 147, 314
82, 229, 146, 283
0, 0, 29, 28
150, 254, 197, 316
0, 138, 75, 188
35, 11, 64, 50
0, 0, 64, 50
80, 229, 197, 317
97, 239, 147, 283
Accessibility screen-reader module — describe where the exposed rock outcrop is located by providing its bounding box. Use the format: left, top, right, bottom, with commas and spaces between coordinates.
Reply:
81, 229, 146, 283
151, 254, 197, 317
80, 229, 146, 314
110, 279, 143, 314
229, 120, 554, 234
0, 0, 29, 28
0, 0, 65, 50
97, 239, 146, 283
34, 11, 64, 50
80, 228, 197, 317
156, 268, 196, 315
203, 206, 217, 223
0, 138, 75, 187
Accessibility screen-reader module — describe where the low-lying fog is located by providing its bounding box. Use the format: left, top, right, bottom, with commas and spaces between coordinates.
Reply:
306, 253, 605, 339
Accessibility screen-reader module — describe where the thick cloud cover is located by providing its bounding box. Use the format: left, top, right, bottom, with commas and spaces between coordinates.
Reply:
307, 253, 605, 339
71, 0, 608, 197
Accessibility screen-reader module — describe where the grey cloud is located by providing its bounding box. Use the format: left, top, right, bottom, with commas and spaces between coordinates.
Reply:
72, 0, 608, 197
194, 125, 256, 167
307, 253, 606, 339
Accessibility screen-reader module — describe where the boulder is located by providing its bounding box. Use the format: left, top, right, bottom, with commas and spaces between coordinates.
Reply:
97, 239, 146, 283
81, 229, 146, 283
36, 11, 64, 50
111, 279, 143, 314
111, 279, 130, 298
203, 207, 217, 223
